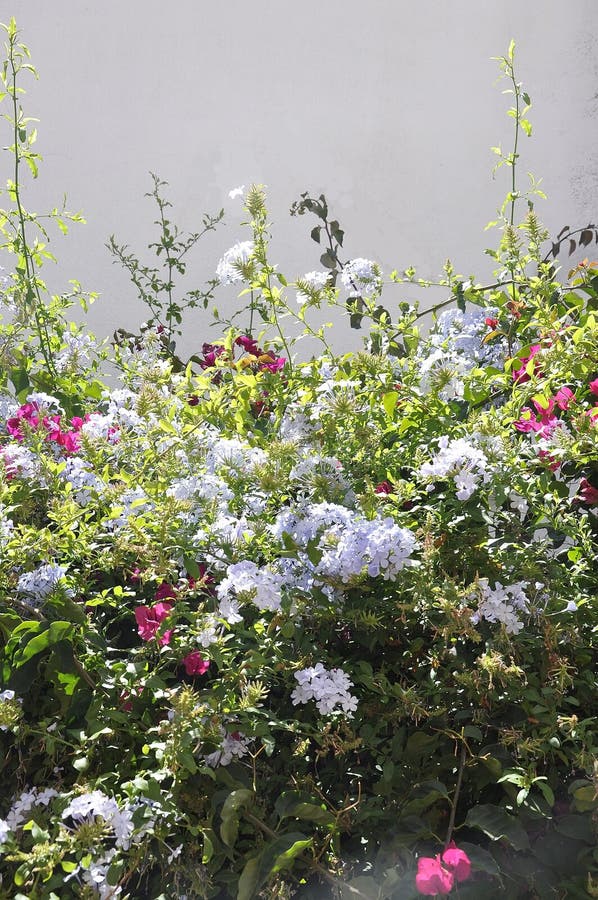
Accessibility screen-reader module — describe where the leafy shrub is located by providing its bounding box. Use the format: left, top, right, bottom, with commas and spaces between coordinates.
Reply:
0, 21, 597, 900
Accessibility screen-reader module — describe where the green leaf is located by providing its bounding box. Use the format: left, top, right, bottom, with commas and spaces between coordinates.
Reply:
237, 855, 261, 900
465, 804, 530, 850
10, 621, 74, 669
279, 801, 335, 828
382, 392, 398, 417
320, 250, 337, 269
237, 833, 312, 900
220, 789, 255, 848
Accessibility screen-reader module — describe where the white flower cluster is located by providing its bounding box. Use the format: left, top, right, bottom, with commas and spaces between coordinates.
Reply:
0, 786, 58, 843
420, 435, 490, 501
205, 436, 267, 475
216, 240, 254, 284
17, 563, 68, 603
289, 455, 355, 504
417, 306, 510, 401
0, 689, 22, 732
296, 270, 331, 306
291, 664, 358, 715
1, 444, 43, 483
105, 487, 151, 530
79, 848, 119, 899
0, 506, 13, 547
60, 457, 105, 505
470, 578, 529, 635
340, 258, 382, 297
217, 560, 284, 622
204, 727, 251, 767
62, 790, 136, 850
55, 331, 96, 373
273, 502, 417, 584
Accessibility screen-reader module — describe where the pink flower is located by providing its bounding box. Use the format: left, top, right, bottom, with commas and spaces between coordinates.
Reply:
512, 344, 541, 384
588, 378, 598, 397
415, 857, 454, 896
135, 601, 173, 646
182, 650, 210, 676
374, 480, 394, 495
514, 408, 541, 433
553, 387, 575, 410
579, 478, 598, 505
441, 843, 471, 882
485, 316, 498, 329
235, 335, 260, 356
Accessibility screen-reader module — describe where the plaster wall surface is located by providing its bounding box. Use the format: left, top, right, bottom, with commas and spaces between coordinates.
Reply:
2, 1, 598, 356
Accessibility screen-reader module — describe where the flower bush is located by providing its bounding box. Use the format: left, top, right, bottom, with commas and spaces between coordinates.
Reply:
0, 21, 597, 900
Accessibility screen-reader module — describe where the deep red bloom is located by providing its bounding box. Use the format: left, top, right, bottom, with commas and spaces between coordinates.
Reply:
441, 843, 471, 882
154, 581, 177, 602
579, 478, 598, 505
415, 856, 454, 896
374, 480, 394, 495
485, 316, 499, 329
135, 602, 173, 645
182, 650, 210, 676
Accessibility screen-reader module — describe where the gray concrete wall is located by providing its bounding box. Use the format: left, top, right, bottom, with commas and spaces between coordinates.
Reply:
2, 1, 598, 356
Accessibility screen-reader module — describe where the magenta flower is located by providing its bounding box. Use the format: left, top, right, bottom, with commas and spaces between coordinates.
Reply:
235, 335, 260, 356
135, 601, 173, 646
441, 842, 472, 882
554, 387, 575, 410
374, 480, 394, 495
512, 344, 541, 384
588, 378, 598, 396
182, 650, 210, 676
415, 857, 454, 896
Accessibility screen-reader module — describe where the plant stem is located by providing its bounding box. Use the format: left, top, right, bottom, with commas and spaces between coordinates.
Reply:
445, 739, 467, 848
8, 34, 56, 377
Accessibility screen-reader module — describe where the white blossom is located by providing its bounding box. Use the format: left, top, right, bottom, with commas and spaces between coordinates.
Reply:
17, 563, 68, 603
340, 258, 382, 297
420, 435, 490, 501
216, 241, 254, 284
296, 271, 331, 305
470, 579, 529, 635
292, 664, 358, 715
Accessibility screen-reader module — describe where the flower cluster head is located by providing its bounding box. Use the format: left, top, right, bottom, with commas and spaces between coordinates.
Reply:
296, 270, 331, 305
0, 689, 23, 732
470, 578, 529, 635
216, 240, 254, 284
340, 258, 382, 297
416, 843, 471, 895
204, 727, 251, 767
62, 790, 136, 850
17, 563, 69, 604
273, 502, 417, 585
291, 663, 358, 715
217, 560, 284, 623
420, 436, 490, 501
